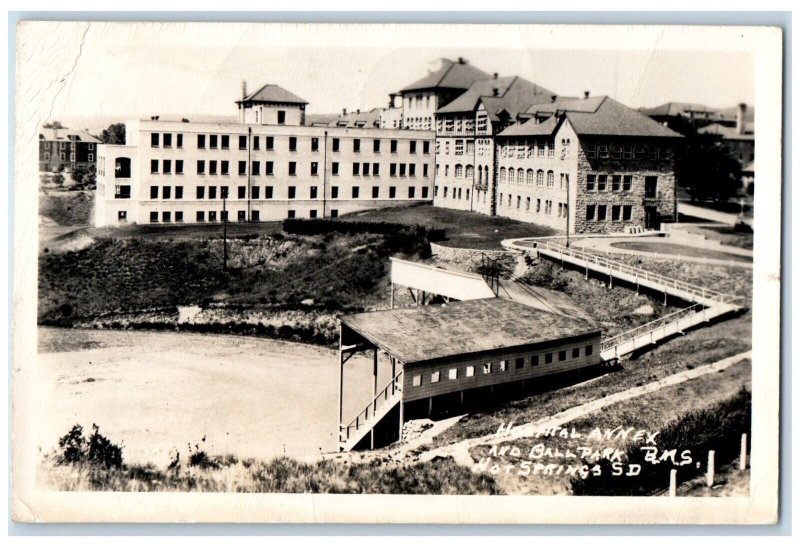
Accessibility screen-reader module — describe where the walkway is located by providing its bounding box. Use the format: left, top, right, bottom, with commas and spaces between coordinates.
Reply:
417, 351, 752, 468
678, 201, 753, 227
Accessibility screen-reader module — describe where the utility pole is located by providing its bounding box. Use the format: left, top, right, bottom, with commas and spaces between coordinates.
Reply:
247, 127, 252, 222
566, 171, 571, 248
222, 189, 228, 271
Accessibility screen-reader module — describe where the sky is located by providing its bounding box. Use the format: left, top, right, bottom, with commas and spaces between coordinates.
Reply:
18, 22, 756, 132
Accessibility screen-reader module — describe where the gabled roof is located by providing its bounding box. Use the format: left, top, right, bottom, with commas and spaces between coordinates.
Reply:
697, 122, 754, 140
331, 108, 383, 128
640, 102, 720, 117
436, 76, 556, 121
401, 58, 493, 93
498, 96, 682, 139
236, 84, 308, 105
340, 298, 599, 365
39, 127, 101, 143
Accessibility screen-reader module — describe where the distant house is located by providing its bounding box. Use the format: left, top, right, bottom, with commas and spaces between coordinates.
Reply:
236, 82, 309, 126
39, 127, 101, 173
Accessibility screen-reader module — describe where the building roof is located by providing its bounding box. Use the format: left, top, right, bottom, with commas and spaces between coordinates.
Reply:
498, 96, 682, 139
697, 122, 755, 140
39, 127, 101, 143
331, 108, 383, 128
340, 298, 599, 365
436, 76, 556, 122
236, 84, 308, 105
400, 58, 493, 93
639, 102, 755, 124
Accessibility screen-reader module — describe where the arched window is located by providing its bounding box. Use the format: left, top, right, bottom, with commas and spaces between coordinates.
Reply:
526, 169, 534, 185
478, 166, 483, 184
499, 167, 507, 182
115, 157, 132, 179
536, 170, 544, 186
517, 168, 525, 184
455, 164, 463, 178
547, 170, 555, 187
465, 165, 474, 179
508, 169, 515, 183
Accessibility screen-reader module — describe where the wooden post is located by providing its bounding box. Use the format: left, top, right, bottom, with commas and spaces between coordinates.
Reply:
371, 347, 378, 450
428, 397, 433, 417
390, 283, 395, 309
460, 390, 465, 407
398, 400, 404, 442
706, 450, 715, 487
740, 433, 748, 470
669, 469, 677, 497
391, 357, 396, 395
337, 325, 344, 446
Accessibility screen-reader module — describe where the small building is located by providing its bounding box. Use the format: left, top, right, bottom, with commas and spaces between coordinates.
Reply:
337, 298, 602, 451
236, 82, 309, 126
39, 127, 101, 173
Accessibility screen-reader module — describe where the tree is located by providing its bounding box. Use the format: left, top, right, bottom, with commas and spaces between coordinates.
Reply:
675, 133, 742, 203
101, 123, 126, 145
43, 121, 65, 129
69, 164, 97, 188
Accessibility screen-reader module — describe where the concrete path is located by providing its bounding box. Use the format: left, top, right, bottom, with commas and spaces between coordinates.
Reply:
417, 351, 751, 469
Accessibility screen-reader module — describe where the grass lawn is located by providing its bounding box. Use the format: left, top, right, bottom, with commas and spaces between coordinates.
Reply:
40, 189, 94, 226
341, 204, 556, 250
682, 225, 754, 250
609, 241, 752, 262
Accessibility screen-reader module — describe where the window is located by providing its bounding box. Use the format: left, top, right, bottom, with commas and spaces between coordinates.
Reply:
372, 186, 379, 199
311, 137, 319, 151
332, 138, 340, 152
559, 350, 567, 361
163, 133, 173, 148
547, 171, 555, 187
265, 187, 273, 199
209, 211, 217, 222
412, 375, 422, 387
221, 186, 229, 199
234, 210, 244, 222
572, 348, 580, 359
286, 210, 295, 219
266, 161, 274, 176
197, 160, 205, 175
422, 186, 429, 199
151, 159, 159, 174
586, 174, 595, 191
196, 186, 205, 199
410, 141, 417, 154
623, 205, 633, 221
311, 162, 319, 176
466, 365, 475, 377
332, 186, 339, 199
239, 135, 247, 150
332, 162, 339, 176
289, 137, 297, 151
353, 139, 361, 153
532, 355, 539, 367
612, 175, 621, 192
537, 170, 544, 186
238, 161, 247, 176
585, 345, 593, 356
150, 186, 158, 199
252, 210, 260, 221
330, 209, 338, 218
118, 210, 127, 221
238, 186, 246, 199
163, 159, 172, 174
175, 211, 184, 223
221, 135, 229, 149
612, 205, 621, 221
516, 357, 525, 369
455, 164, 463, 178
176, 160, 184, 175
545, 353, 553, 364
288, 186, 296, 199
399, 164, 407, 177
253, 136, 260, 150
423, 164, 429, 178
265, 137, 273, 150
408, 187, 416, 199
645, 176, 658, 198
499, 360, 508, 372
151, 133, 160, 147
483, 362, 492, 374
209, 186, 217, 199
150, 211, 158, 223
289, 162, 297, 176
448, 368, 458, 380
209, 135, 218, 149
390, 163, 397, 177
209, 161, 217, 175
162, 211, 172, 223
362, 163, 370, 176
597, 205, 607, 221
353, 163, 360, 176
277, 110, 286, 125
252, 186, 260, 199
352, 186, 360, 199
423, 141, 430, 154
373, 139, 381, 153
623, 175, 633, 192
390, 140, 397, 153
114, 185, 131, 199
431, 371, 440, 383
221, 161, 229, 175
597, 175, 607, 191
389, 186, 396, 199
373, 163, 380, 176
409, 164, 416, 177
175, 186, 183, 200
310, 186, 318, 199
176, 134, 183, 148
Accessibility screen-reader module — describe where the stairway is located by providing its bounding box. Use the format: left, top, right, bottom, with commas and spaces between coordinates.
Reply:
339, 371, 403, 452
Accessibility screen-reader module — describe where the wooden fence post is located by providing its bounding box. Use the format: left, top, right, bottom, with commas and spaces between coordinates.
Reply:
740, 433, 748, 470
669, 469, 677, 497
706, 450, 715, 487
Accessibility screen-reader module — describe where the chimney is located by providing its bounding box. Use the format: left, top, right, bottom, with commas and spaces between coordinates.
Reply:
584, 91, 590, 99
458, 57, 465, 64
492, 88, 499, 97
242, 80, 247, 100
342, 108, 347, 116
493, 72, 499, 79
551, 95, 557, 103
356, 109, 361, 114
737, 103, 747, 135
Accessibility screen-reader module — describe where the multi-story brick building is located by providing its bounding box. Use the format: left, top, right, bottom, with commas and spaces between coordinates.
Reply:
492, 96, 681, 233
95, 92, 435, 226
39, 127, 101, 173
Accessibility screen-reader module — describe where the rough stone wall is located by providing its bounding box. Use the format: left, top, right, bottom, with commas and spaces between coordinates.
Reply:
430, 242, 518, 276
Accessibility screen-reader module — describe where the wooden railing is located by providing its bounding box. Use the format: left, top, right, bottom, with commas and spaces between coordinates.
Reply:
600, 303, 706, 352
340, 370, 403, 445
535, 240, 746, 306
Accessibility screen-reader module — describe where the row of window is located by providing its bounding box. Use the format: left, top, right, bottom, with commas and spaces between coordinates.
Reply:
137, 185, 430, 201
410, 345, 594, 387
149, 159, 429, 178
150, 132, 431, 154
138, 208, 341, 224
499, 168, 569, 188
42, 142, 95, 150
499, 139, 571, 160
586, 204, 634, 222
585, 144, 673, 161
586, 174, 633, 192
42, 153, 93, 162
500, 193, 568, 217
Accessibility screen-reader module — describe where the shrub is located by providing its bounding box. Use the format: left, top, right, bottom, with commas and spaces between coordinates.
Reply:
56, 423, 123, 469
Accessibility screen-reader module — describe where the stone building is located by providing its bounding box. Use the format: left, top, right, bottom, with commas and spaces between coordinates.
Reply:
39, 126, 101, 173
494, 96, 682, 233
